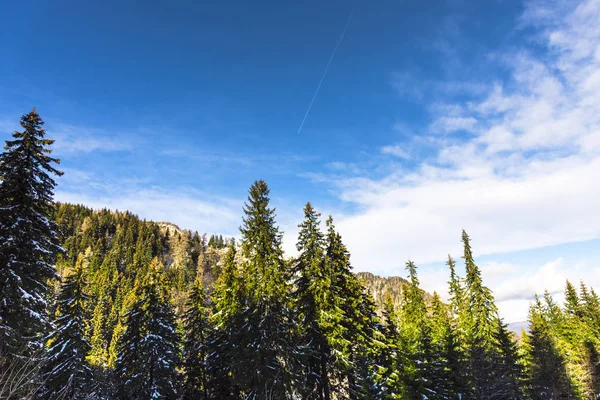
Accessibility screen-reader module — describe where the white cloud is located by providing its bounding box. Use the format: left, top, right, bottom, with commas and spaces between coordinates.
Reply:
319, 0, 600, 285
381, 145, 410, 159
430, 116, 478, 134
50, 123, 132, 154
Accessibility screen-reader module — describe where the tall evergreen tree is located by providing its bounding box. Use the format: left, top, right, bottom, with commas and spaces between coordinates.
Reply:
324, 216, 383, 398
115, 258, 181, 399
429, 292, 460, 399
380, 292, 403, 399
350, 290, 388, 400
444, 256, 468, 398
207, 245, 242, 399
460, 230, 503, 399
234, 180, 296, 398
523, 296, 575, 400
183, 279, 211, 400
0, 109, 63, 360
493, 319, 524, 399
41, 255, 93, 399
293, 202, 341, 400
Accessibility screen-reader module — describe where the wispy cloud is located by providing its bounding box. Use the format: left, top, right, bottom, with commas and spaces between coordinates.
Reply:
381, 145, 410, 159
50, 123, 132, 154
313, 0, 600, 282
429, 116, 478, 134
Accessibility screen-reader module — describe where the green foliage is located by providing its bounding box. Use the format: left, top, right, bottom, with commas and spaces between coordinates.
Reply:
293, 202, 332, 399
213, 180, 298, 399
0, 109, 63, 360
0, 112, 598, 400
115, 258, 182, 399
182, 279, 211, 400
41, 256, 94, 399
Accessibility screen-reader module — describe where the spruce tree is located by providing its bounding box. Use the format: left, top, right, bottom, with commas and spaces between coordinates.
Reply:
293, 202, 341, 399
206, 245, 242, 399
323, 216, 381, 397
115, 257, 182, 399
523, 296, 575, 400
460, 230, 502, 398
444, 256, 468, 398
380, 292, 403, 399
234, 180, 296, 398
398, 261, 448, 399
350, 290, 388, 400
41, 256, 93, 400
0, 109, 63, 360
183, 279, 211, 400
429, 292, 460, 399
492, 319, 524, 399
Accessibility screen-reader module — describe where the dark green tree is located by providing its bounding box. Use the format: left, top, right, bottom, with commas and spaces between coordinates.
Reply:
380, 292, 403, 399
460, 230, 502, 399
183, 279, 211, 400
324, 216, 384, 398
206, 245, 242, 399
523, 296, 575, 400
293, 202, 342, 399
492, 319, 524, 399
233, 180, 296, 398
0, 109, 63, 360
115, 258, 182, 399
41, 256, 94, 399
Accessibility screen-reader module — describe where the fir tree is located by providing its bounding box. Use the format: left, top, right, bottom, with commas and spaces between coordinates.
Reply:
429, 292, 460, 399
0, 109, 63, 360
444, 256, 468, 398
323, 216, 380, 397
350, 290, 388, 400
492, 319, 524, 399
293, 202, 339, 399
207, 245, 242, 399
380, 292, 403, 399
460, 230, 502, 399
41, 256, 93, 399
231, 180, 296, 399
115, 258, 182, 399
183, 279, 211, 400
523, 296, 575, 400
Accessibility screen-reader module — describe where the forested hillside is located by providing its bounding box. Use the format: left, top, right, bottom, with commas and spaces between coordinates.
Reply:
2, 110, 600, 399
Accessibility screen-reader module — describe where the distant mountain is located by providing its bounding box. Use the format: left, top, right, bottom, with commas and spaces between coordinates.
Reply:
357, 271, 435, 315
507, 321, 529, 336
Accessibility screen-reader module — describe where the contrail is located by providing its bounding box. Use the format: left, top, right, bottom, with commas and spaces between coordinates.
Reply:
296, 5, 354, 135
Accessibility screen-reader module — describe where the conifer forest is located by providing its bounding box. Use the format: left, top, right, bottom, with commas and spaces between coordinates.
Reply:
2, 110, 600, 400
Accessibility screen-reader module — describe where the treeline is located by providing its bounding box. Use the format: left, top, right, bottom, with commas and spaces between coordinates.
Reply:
1, 109, 600, 399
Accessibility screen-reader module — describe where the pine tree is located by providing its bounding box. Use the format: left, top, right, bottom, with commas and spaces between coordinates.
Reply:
444, 256, 468, 398
293, 202, 339, 400
207, 245, 242, 399
0, 109, 63, 360
115, 258, 182, 399
446, 255, 463, 321
460, 230, 502, 399
523, 296, 575, 400
380, 292, 403, 399
350, 290, 388, 400
41, 255, 93, 399
429, 292, 460, 399
492, 319, 524, 399
233, 180, 296, 398
183, 279, 211, 400
398, 261, 427, 398
323, 216, 381, 398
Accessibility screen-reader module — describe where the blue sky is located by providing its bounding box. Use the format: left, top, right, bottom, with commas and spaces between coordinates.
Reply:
1, 0, 600, 322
